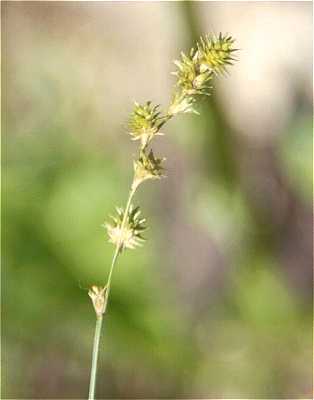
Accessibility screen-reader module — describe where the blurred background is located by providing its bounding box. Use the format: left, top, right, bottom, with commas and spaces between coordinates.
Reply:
2, 2, 313, 399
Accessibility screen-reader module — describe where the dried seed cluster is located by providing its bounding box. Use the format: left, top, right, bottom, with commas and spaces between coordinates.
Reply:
88, 285, 107, 317
133, 150, 165, 190
105, 205, 146, 251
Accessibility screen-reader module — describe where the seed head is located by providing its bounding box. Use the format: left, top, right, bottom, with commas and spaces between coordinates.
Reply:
197, 33, 236, 75
128, 101, 163, 148
105, 205, 146, 251
172, 48, 213, 96
133, 149, 165, 189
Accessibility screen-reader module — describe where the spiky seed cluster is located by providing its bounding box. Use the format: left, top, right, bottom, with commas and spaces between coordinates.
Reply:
105, 205, 146, 251
133, 150, 165, 189
172, 49, 213, 96
198, 33, 236, 75
105, 33, 237, 254
170, 33, 237, 115
128, 101, 163, 149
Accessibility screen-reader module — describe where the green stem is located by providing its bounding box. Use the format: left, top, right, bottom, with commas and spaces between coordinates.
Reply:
87, 185, 137, 399
88, 315, 103, 400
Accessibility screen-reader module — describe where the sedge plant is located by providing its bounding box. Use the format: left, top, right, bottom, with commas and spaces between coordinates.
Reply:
87, 33, 238, 399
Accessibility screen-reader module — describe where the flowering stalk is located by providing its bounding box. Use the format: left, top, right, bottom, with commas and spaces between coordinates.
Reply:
87, 33, 238, 399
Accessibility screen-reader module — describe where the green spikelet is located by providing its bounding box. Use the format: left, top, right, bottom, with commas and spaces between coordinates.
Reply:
197, 33, 237, 75
172, 48, 213, 96
128, 101, 163, 149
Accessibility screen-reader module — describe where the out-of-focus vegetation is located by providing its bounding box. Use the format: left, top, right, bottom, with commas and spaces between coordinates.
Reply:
3, 2, 312, 399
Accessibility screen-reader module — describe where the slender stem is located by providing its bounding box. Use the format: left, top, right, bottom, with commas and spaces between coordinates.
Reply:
106, 245, 120, 296
87, 185, 137, 399
88, 316, 103, 400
